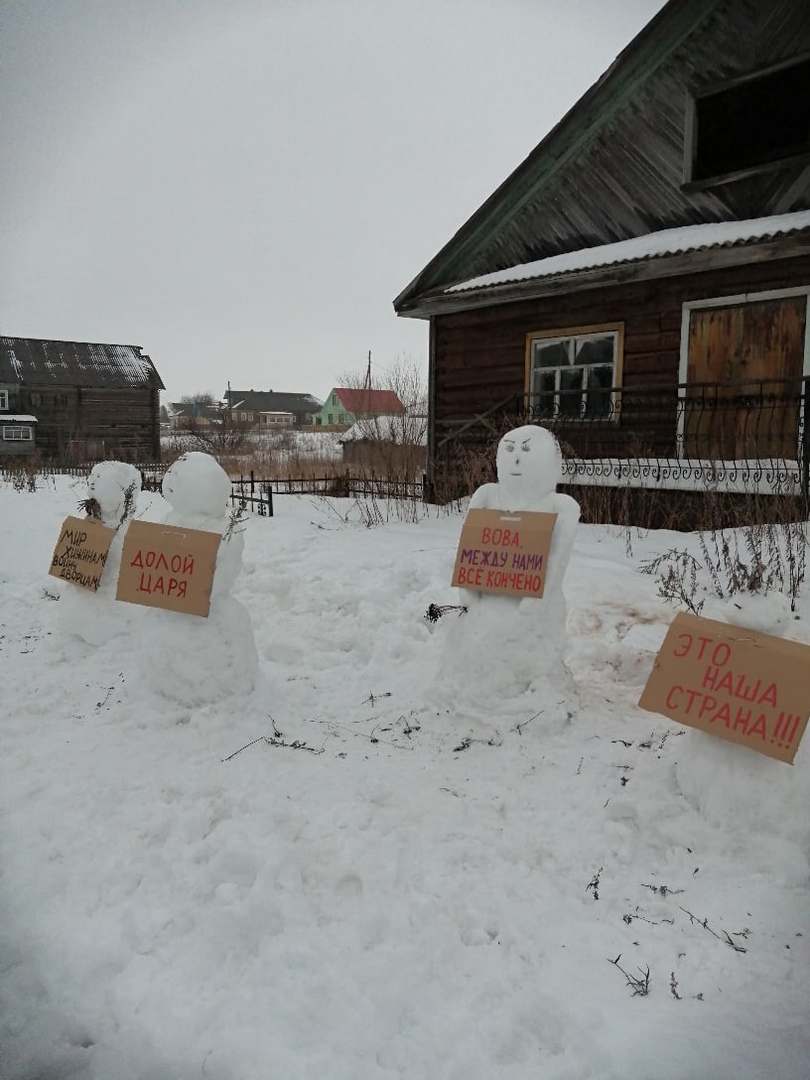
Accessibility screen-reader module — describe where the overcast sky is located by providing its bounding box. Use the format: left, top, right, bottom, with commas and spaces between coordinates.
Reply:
2, 0, 668, 405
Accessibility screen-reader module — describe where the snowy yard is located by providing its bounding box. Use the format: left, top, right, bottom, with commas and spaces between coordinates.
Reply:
1, 475, 808, 1080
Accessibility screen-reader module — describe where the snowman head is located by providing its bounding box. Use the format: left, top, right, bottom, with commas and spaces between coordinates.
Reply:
161, 451, 231, 520
86, 461, 142, 527
495, 425, 562, 507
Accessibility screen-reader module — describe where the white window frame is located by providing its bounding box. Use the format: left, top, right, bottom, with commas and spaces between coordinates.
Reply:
525, 322, 624, 421
0, 391, 8, 410
677, 286, 810, 459
3, 425, 33, 441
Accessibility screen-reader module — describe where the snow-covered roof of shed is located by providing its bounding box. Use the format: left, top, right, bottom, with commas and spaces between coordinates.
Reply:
340, 414, 427, 445
447, 211, 810, 294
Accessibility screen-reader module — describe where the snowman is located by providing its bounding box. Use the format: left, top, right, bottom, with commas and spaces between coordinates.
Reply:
139, 452, 259, 705
438, 425, 581, 706
58, 461, 142, 646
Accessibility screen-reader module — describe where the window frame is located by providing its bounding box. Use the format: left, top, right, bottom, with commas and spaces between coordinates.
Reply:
684, 52, 810, 190
677, 286, 810, 459
0, 390, 8, 410
525, 322, 624, 423
3, 425, 33, 441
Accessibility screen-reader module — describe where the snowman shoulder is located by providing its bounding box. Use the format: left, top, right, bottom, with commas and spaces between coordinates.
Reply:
469, 482, 499, 510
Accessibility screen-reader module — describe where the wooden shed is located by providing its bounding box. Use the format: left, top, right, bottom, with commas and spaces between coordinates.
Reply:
0, 337, 164, 463
394, 0, 810, 514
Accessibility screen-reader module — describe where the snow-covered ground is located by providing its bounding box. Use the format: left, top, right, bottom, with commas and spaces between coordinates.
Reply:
1, 475, 808, 1080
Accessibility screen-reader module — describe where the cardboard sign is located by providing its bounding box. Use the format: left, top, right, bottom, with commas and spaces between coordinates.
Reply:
639, 611, 810, 764
49, 515, 116, 592
452, 509, 557, 598
116, 520, 222, 617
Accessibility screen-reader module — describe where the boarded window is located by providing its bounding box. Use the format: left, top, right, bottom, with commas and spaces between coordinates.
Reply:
683, 295, 807, 460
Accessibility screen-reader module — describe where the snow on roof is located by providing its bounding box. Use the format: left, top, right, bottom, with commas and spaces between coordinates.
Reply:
339, 414, 427, 445
447, 211, 810, 294
0, 415, 38, 422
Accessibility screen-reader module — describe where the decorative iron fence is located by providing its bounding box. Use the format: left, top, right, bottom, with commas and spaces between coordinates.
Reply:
435, 377, 810, 499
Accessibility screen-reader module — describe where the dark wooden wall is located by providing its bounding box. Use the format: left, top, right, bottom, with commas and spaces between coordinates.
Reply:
10, 384, 161, 462
431, 254, 810, 468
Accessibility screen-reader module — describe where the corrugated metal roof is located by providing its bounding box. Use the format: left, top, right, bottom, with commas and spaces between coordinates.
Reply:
0, 337, 164, 389
333, 388, 406, 415
447, 210, 810, 293
225, 390, 322, 413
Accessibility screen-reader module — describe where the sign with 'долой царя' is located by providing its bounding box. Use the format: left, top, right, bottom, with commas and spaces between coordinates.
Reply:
452, 509, 557, 597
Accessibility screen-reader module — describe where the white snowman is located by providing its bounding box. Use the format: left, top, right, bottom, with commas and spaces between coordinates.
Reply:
439, 425, 581, 705
139, 452, 259, 705
58, 461, 142, 646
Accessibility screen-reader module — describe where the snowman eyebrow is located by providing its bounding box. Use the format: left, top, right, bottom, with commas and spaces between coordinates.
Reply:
503, 440, 515, 450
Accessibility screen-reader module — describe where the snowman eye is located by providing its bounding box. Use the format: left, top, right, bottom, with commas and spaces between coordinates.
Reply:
503, 441, 515, 453
521, 441, 531, 452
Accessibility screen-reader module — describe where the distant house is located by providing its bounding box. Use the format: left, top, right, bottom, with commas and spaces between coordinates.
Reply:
169, 401, 226, 430
394, 0, 810, 508
0, 337, 164, 462
313, 388, 406, 429
223, 389, 322, 429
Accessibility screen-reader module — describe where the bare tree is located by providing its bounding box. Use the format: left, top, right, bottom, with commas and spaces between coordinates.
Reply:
337, 353, 427, 481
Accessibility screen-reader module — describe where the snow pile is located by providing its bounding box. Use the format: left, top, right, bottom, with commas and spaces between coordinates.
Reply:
1, 475, 808, 1080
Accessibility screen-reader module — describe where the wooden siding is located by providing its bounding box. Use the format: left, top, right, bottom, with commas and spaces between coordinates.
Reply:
431, 254, 810, 466
4, 384, 160, 462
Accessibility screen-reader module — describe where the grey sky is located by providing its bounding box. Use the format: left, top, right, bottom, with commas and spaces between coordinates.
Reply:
2, 0, 668, 405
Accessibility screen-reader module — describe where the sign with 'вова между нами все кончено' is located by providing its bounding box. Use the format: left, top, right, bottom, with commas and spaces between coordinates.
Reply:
639, 611, 810, 764
451, 509, 558, 598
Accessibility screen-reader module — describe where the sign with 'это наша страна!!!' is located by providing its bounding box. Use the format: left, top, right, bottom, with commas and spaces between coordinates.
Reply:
639, 611, 810, 764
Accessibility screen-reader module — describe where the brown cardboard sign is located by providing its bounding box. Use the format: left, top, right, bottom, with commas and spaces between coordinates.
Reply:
639, 611, 810, 764
115, 520, 222, 617
452, 509, 557, 598
49, 515, 117, 592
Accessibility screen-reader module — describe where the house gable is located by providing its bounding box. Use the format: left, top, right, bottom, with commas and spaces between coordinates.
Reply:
395, 0, 810, 314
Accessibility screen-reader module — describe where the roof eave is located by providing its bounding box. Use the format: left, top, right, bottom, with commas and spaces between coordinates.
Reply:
397, 235, 810, 319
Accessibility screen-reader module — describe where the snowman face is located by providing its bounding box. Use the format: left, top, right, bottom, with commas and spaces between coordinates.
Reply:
496, 425, 561, 506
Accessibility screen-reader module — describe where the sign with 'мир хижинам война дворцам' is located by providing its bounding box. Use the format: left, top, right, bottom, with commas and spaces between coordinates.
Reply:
115, 519, 222, 617
639, 611, 810, 764
451, 509, 558, 598
49, 515, 117, 591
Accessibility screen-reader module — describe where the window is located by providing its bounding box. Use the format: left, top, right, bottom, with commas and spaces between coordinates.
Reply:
29, 392, 42, 407
332, 393, 339, 405
688, 55, 810, 184
3, 425, 33, 441
0, 391, 8, 410
527, 324, 622, 420
328, 413, 334, 424
54, 393, 69, 407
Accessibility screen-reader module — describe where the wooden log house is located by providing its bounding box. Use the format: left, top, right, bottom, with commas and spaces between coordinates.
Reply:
394, 0, 810, 516
0, 337, 164, 463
